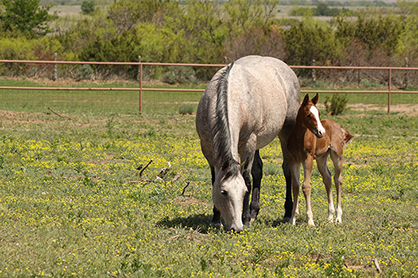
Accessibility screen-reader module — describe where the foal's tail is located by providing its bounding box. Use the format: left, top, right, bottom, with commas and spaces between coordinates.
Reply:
341, 126, 354, 145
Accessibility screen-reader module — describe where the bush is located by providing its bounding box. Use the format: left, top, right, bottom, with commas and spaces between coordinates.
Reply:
324, 94, 348, 115
81, 1, 95, 15
77, 64, 94, 80
162, 67, 196, 85
179, 104, 195, 115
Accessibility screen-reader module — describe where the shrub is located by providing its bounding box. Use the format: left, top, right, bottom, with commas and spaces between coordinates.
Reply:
81, 1, 95, 15
162, 67, 196, 85
179, 104, 195, 115
324, 94, 348, 115
77, 64, 94, 80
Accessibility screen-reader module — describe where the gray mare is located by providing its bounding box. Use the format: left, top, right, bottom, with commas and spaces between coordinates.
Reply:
196, 56, 300, 232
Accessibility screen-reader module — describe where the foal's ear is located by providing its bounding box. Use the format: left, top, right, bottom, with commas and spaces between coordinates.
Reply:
302, 94, 310, 105
312, 93, 319, 105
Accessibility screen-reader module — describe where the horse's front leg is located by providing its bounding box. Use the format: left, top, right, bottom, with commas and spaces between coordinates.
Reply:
242, 170, 252, 227
289, 159, 301, 225
210, 166, 223, 228
249, 150, 262, 222
302, 157, 315, 226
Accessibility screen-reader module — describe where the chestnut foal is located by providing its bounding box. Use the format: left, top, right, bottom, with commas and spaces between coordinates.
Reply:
287, 94, 353, 226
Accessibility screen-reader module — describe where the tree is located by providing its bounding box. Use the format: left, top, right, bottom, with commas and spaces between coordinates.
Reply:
284, 16, 338, 67
396, 0, 418, 65
224, 0, 279, 39
107, 0, 174, 34
0, 0, 54, 38
81, 0, 95, 15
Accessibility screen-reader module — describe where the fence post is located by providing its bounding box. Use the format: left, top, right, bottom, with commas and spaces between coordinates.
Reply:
388, 68, 392, 114
312, 60, 316, 85
404, 57, 409, 89
138, 56, 142, 114
54, 53, 58, 81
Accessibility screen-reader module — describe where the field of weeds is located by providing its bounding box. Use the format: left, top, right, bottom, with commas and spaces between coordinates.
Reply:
0, 86, 417, 277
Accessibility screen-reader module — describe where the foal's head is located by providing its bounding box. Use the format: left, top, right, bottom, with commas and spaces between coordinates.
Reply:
299, 94, 326, 138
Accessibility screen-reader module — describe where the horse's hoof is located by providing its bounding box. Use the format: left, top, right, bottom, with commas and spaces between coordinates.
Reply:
282, 216, 291, 223
211, 222, 223, 229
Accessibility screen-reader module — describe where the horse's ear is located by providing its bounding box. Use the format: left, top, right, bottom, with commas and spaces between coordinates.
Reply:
312, 93, 319, 105
302, 94, 309, 105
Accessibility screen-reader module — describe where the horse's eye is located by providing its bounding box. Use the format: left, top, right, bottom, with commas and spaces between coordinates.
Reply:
221, 190, 228, 196
306, 114, 311, 119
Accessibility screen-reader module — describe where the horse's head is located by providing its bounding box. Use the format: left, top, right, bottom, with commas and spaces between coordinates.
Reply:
300, 94, 326, 138
213, 160, 248, 232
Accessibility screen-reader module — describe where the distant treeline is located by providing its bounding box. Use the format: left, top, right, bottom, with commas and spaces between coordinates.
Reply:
0, 0, 417, 87
39, 0, 396, 7
289, 3, 358, 16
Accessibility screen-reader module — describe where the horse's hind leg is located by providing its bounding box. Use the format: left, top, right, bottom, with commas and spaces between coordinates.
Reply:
210, 166, 222, 228
250, 150, 262, 222
279, 134, 293, 222
331, 151, 343, 223
316, 155, 335, 223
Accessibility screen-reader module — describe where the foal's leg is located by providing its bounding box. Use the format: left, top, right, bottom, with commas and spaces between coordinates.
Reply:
316, 155, 335, 222
331, 151, 343, 223
289, 160, 301, 225
210, 166, 222, 228
302, 157, 315, 226
250, 150, 263, 222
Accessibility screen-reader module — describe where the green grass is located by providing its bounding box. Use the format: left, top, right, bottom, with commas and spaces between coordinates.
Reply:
0, 81, 417, 277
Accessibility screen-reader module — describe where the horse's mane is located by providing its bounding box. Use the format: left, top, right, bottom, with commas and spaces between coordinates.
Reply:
212, 62, 239, 176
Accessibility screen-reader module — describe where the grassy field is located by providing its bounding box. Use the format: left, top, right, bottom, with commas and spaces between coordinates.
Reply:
0, 81, 417, 277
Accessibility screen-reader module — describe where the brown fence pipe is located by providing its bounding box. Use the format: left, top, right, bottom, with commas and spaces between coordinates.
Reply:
299, 90, 418, 94
388, 69, 392, 114
0, 59, 226, 67
0, 86, 143, 91
290, 65, 418, 71
1, 59, 418, 114
2, 86, 416, 94
139, 63, 143, 114
2, 59, 418, 70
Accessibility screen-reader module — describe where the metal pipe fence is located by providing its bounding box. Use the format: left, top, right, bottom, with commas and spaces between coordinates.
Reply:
0, 59, 418, 114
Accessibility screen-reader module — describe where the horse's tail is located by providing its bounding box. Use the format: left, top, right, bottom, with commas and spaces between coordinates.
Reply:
341, 126, 354, 145
213, 62, 239, 172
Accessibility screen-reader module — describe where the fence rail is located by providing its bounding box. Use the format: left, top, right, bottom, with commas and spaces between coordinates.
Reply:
1, 59, 418, 114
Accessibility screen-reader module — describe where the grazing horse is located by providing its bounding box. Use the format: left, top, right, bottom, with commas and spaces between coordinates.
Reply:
287, 94, 353, 226
196, 55, 300, 232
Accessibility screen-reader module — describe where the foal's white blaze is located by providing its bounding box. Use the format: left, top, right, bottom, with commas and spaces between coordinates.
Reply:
309, 106, 326, 137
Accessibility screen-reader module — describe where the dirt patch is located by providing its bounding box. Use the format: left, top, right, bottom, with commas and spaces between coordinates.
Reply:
348, 103, 418, 115
315, 102, 418, 116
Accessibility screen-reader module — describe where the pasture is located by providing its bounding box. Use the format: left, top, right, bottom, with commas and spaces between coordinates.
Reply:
0, 79, 417, 277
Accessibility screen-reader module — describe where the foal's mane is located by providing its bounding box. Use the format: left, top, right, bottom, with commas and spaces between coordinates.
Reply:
212, 62, 239, 176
